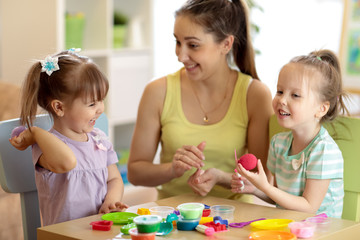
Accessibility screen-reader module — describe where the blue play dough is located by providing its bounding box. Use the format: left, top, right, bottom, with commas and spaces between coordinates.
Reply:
11, 126, 26, 138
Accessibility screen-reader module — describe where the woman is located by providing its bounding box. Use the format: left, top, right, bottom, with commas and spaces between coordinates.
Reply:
128, 0, 273, 201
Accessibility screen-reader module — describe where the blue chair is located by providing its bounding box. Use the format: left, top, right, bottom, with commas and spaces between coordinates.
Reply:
269, 114, 360, 221
0, 113, 109, 240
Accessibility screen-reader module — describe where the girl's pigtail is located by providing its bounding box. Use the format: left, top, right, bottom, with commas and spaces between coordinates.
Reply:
315, 49, 350, 121
338, 92, 350, 117
20, 62, 42, 128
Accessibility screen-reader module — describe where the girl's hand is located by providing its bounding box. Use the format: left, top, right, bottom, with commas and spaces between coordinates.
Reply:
9, 128, 35, 151
98, 201, 129, 214
187, 168, 218, 196
230, 172, 256, 194
171, 141, 206, 178
237, 159, 270, 192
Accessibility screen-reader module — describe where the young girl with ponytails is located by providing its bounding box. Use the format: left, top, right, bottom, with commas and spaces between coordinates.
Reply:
232, 49, 348, 218
10, 50, 128, 225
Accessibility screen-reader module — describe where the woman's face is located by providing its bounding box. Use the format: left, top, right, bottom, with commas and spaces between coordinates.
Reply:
174, 15, 227, 81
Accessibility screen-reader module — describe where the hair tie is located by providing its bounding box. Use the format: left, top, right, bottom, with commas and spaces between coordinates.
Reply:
316, 56, 322, 61
40, 56, 60, 76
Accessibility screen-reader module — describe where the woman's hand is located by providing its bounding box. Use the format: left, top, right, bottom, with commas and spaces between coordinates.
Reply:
9, 127, 35, 151
171, 141, 206, 178
187, 168, 220, 196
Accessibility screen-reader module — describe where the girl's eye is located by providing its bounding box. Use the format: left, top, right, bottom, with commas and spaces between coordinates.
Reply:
292, 94, 300, 98
276, 90, 283, 95
89, 102, 96, 107
175, 40, 180, 46
189, 43, 199, 48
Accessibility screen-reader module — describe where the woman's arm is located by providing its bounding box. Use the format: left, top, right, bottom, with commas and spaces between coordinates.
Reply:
127, 78, 204, 187
246, 80, 274, 180
9, 126, 76, 173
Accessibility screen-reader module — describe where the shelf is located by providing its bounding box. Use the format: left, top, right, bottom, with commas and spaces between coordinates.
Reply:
0, 0, 154, 164
65, 0, 110, 50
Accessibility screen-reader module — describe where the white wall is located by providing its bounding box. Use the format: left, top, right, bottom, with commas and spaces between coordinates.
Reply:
152, 0, 185, 80
153, 0, 344, 96
252, 0, 343, 95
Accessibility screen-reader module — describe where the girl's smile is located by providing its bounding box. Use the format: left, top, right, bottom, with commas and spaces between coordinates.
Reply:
273, 63, 323, 133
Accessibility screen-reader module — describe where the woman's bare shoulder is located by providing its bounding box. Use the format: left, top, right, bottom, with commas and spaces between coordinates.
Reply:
247, 79, 272, 103
247, 79, 273, 118
144, 76, 167, 98
139, 76, 168, 116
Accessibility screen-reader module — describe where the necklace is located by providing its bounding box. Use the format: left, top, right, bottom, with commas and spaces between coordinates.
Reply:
189, 77, 231, 124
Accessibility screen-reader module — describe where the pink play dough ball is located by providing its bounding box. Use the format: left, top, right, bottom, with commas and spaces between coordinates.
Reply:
238, 153, 257, 170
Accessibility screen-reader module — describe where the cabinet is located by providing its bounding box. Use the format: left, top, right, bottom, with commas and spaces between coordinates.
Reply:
0, 0, 153, 152
0, 0, 154, 192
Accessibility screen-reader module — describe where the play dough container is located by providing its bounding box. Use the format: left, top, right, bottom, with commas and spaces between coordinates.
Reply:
176, 216, 200, 231
305, 216, 331, 232
249, 230, 297, 240
177, 202, 204, 220
149, 206, 175, 219
210, 205, 235, 221
250, 219, 293, 230
288, 221, 316, 238
133, 215, 162, 233
129, 228, 155, 240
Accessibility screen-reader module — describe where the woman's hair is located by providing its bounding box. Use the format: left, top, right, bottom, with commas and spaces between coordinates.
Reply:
290, 49, 349, 122
20, 50, 109, 128
175, 0, 259, 79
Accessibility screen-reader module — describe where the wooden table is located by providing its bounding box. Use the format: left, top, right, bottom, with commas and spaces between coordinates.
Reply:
37, 193, 360, 240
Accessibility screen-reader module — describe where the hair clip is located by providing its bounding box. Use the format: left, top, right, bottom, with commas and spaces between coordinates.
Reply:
40, 56, 60, 76
68, 48, 81, 53
316, 56, 322, 61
